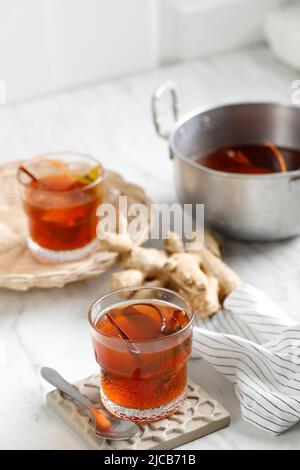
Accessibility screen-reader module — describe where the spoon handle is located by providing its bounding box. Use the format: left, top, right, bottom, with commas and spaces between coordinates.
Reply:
41, 367, 93, 411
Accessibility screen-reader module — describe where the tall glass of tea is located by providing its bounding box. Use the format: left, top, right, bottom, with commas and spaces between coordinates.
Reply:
89, 287, 194, 422
18, 152, 104, 263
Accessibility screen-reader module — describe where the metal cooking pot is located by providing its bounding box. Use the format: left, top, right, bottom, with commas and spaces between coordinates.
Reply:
152, 81, 300, 241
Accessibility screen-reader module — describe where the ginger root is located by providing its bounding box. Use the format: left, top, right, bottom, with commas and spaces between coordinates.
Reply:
199, 248, 240, 300
186, 230, 222, 258
100, 232, 133, 254
164, 253, 207, 292
122, 246, 168, 278
164, 252, 223, 317
131, 279, 166, 299
185, 276, 220, 317
106, 230, 240, 319
109, 269, 145, 294
203, 231, 222, 258
165, 231, 185, 254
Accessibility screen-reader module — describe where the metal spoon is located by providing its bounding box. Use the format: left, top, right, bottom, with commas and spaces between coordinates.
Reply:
41, 367, 141, 441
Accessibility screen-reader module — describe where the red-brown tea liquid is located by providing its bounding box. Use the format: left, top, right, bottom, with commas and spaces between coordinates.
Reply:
23, 172, 103, 251
196, 144, 300, 174
93, 301, 192, 412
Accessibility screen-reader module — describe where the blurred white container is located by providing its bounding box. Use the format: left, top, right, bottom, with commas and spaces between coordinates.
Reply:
265, 3, 300, 71
161, 0, 290, 62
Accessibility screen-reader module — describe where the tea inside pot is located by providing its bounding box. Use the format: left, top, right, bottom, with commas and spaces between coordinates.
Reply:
195, 143, 300, 175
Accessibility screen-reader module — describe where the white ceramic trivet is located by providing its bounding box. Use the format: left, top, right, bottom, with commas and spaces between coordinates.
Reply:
46, 374, 231, 450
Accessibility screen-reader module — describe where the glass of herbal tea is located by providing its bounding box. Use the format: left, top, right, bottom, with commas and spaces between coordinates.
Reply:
18, 152, 104, 263
88, 287, 194, 422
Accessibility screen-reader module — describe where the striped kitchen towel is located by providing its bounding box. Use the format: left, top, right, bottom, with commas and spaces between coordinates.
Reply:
193, 284, 300, 435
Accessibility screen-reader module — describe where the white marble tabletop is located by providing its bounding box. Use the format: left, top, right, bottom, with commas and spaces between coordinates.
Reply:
0, 46, 300, 450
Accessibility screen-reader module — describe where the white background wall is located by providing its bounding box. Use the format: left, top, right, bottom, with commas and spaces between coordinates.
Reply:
0, 0, 159, 102
0, 0, 295, 103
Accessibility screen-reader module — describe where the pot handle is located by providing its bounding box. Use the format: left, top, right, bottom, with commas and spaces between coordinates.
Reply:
152, 81, 179, 139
